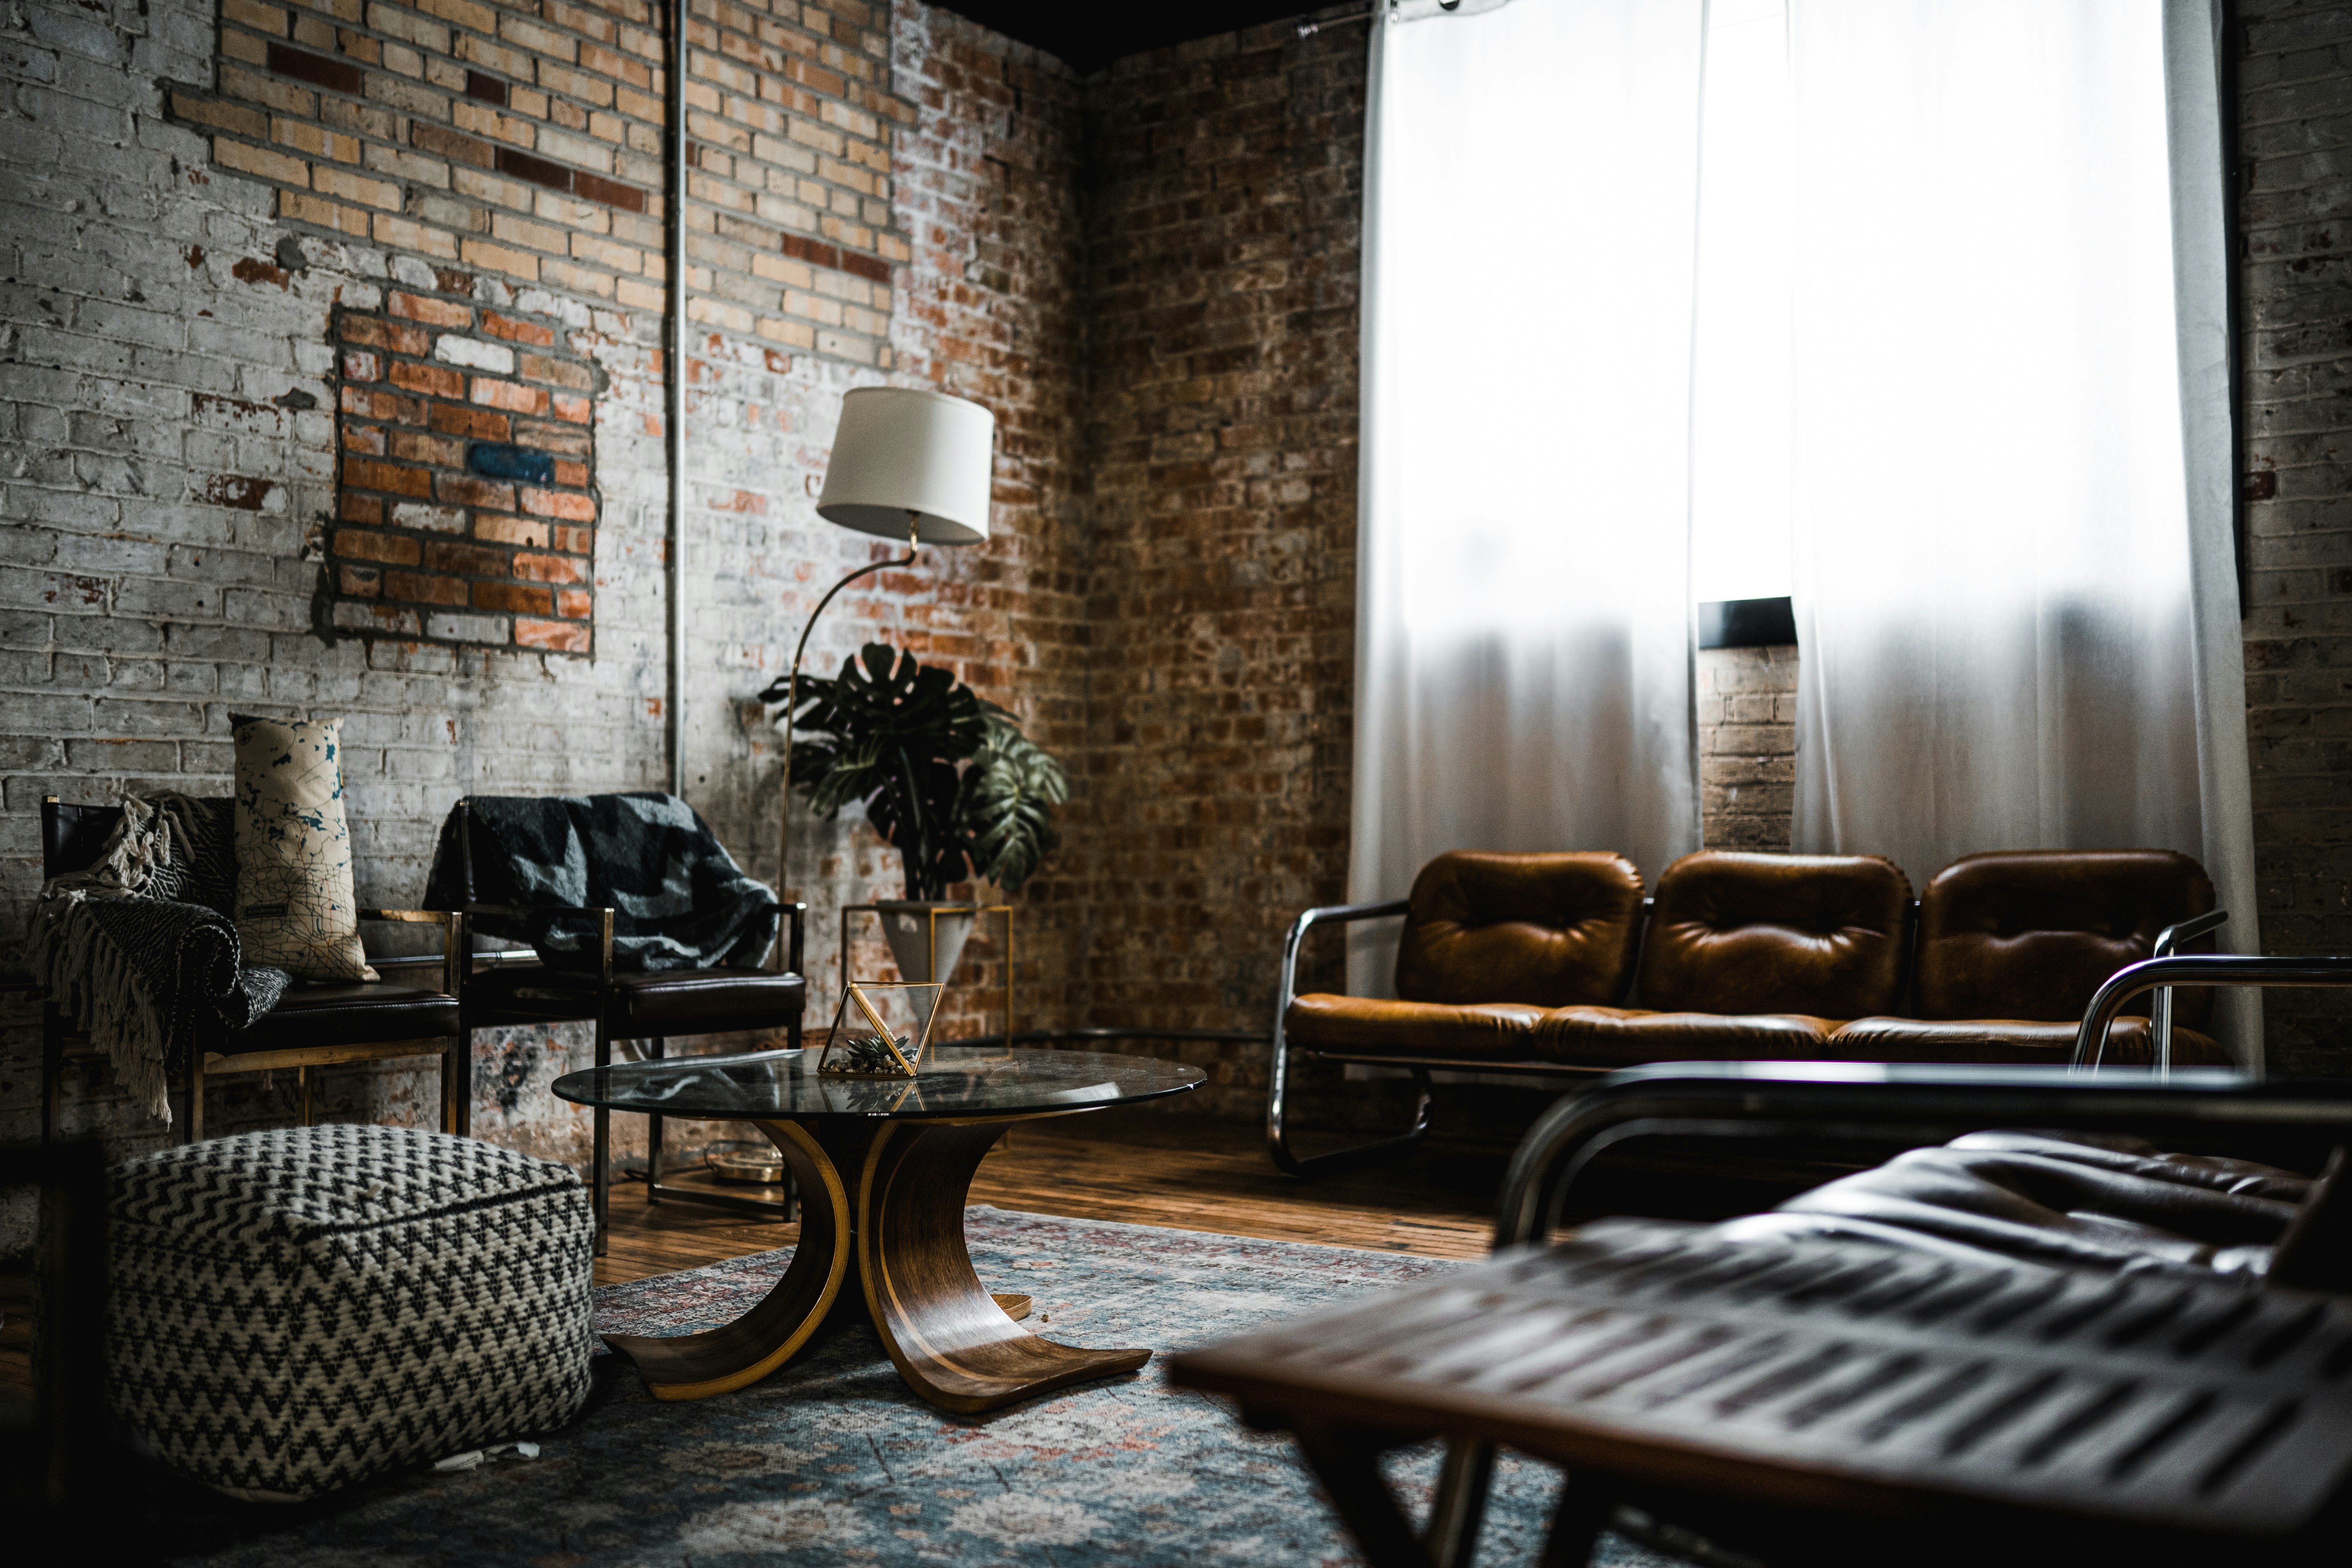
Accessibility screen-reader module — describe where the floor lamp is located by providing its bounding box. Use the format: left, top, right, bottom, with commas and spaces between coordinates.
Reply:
775, 385, 997, 907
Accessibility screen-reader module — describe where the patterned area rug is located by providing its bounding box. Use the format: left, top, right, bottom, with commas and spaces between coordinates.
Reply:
179, 1208, 1686, 1566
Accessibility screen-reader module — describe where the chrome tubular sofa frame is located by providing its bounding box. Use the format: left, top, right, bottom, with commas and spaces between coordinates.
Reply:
1268, 898, 1448, 1178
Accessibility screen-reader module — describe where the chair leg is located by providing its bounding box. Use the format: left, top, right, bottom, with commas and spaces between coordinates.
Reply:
439, 1039, 458, 1136
1267, 1057, 1435, 1179
592, 1016, 611, 1257
186, 1051, 204, 1145
41, 1008, 64, 1147
300, 1066, 313, 1127
1426, 1440, 1497, 1568
646, 1036, 665, 1204
455, 1029, 473, 1138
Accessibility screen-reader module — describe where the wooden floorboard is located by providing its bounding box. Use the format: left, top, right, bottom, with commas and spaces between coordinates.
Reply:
597, 1107, 1505, 1286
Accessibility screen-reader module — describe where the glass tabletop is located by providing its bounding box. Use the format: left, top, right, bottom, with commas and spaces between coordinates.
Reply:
551, 1046, 1204, 1121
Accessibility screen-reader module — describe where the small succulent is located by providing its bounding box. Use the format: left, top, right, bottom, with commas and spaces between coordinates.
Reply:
826, 1029, 912, 1075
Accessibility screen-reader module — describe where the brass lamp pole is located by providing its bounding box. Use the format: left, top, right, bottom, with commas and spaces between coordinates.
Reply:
774, 511, 918, 906
773, 387, 996, 917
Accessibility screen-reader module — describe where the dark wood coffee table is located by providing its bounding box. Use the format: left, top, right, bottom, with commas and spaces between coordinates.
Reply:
555, 1045, 1200, 1414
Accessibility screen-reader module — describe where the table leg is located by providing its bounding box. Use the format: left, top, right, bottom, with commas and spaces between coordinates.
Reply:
600, 1119, 852, 1400
1289, 1418, 1440, 1568
857, 1119, 1150, 1414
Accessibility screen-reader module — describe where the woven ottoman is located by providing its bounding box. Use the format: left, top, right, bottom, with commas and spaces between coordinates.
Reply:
107, 1123, 596, 1500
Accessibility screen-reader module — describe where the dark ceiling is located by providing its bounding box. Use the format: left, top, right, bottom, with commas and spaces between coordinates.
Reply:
933, 2, 1344, 76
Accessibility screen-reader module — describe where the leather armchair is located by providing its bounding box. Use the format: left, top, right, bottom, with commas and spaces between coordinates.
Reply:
444, 797, 807, 1255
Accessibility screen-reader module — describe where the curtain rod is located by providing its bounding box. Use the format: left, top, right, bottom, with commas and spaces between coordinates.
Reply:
1297, 1, 1462, 40
1296, 7, 1375, 40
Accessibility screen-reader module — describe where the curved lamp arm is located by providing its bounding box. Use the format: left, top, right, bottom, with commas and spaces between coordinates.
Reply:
774, 514, 919, 908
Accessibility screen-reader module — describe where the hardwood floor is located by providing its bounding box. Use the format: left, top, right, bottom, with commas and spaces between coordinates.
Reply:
600, 1107, 1506, 1286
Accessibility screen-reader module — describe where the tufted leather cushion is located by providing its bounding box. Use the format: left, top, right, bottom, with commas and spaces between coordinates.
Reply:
1636, 851, 1910, 1018
1916, 849, 2215, 1026
1826, 1016, 2230, 1067
1720, 1130, 2309, 1278
467, 964, 805, 1036
1284, 995, 1546, 1059
1392, 851, 1644, 1007
1532, 1007, 1841, 1066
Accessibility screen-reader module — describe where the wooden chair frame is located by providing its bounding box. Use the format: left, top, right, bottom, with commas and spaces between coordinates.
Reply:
446, 796, 807, 1254
36, 797, 467, 1144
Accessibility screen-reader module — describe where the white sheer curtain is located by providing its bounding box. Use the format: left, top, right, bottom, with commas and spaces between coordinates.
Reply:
1349, 0, 1707, 991
1784, 0, 2260, 1059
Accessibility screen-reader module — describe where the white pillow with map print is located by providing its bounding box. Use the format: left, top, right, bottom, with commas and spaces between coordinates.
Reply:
232, 716, 378, 983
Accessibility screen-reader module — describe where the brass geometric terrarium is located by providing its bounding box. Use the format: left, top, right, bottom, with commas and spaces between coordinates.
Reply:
816, 979, 943, 1078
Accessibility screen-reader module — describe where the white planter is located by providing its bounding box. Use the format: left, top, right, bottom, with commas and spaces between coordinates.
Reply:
874, 900, 978, 986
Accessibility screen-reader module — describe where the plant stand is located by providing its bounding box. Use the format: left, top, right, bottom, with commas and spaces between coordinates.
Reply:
838, 901, 1013, 1052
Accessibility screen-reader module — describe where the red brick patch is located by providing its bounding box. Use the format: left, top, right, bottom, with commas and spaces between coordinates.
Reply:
329, 288, 596, 655
515, 618, 591, 652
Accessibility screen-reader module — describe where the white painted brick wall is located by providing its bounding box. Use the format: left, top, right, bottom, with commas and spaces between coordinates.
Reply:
0, 0, 1088, 1253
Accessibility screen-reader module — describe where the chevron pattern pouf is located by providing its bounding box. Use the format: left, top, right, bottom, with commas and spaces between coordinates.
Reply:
107, 1123, 597, 1501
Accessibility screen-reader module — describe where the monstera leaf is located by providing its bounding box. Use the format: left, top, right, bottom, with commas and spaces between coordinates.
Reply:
960, 707, 1069, 894
769, 642, 1067, 901
772, 644, 989, 900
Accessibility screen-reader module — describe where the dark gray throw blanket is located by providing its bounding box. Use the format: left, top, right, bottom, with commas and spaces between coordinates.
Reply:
424, 793, 778, 974
29, 794, 290, 1123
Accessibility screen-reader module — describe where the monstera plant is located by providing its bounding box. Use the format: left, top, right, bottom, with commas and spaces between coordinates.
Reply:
760, 642, 1068, 903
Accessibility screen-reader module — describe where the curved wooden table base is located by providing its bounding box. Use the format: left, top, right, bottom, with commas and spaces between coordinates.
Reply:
602, 1114, 1145, 1413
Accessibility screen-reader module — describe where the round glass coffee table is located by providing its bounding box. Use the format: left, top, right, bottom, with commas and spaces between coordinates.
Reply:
553, 1046, 1202, 1414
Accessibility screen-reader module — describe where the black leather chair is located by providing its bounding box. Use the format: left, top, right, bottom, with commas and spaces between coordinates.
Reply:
38, 797, 465, 1143
443, 796, 807, 1254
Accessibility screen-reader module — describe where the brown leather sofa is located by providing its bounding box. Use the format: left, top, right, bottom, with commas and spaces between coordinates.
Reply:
1269, 847, 2228, 1174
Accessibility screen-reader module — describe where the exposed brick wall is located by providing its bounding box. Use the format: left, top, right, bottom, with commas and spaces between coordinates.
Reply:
0, 0, 1089, 1255
2239, 0, 2352, 1071
331, 273, 600, 650
177, 0, 668, 301
873, 6, 1086, 1039
1070, 23, 1366, 1118
1697, 645, 1796, 853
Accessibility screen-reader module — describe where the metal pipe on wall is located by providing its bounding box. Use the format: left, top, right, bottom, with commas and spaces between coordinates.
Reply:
664, 0, 688, 798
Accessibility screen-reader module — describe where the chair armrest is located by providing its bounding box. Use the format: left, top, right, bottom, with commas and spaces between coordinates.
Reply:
461, 901, 615, 919
1493, 1060, 2352, 1250
358, 908, 450, 923
2072, 951, 2352, 1068
775, 899, 807, 977
1276, 899, 1412, 1011
454, 902, 618, 986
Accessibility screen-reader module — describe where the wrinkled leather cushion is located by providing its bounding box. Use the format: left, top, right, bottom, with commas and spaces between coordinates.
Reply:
1636, 851, 1911, 1017
1826, 1016, 2229, 1067
468, 966, 805, 1034
1916, 849, 2215, 1026
1284, 995, 1545, 1059
1722, 1130, 2306, 1278
1531, 1007, 1841, 1066
1394, 851, 1643, 1007
231, 984, 459, 1053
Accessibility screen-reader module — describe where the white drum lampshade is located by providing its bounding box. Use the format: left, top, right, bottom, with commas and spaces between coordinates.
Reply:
815, 386, 996, 546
